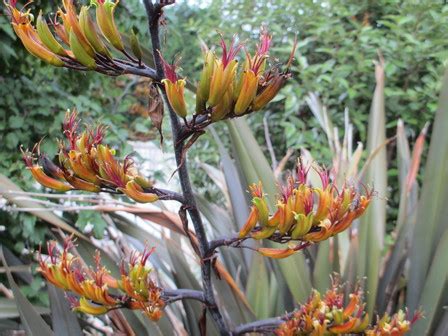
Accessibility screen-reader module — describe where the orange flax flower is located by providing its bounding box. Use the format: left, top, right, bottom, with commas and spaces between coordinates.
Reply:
276, 279, 420, 336
6, 0, 64, 66
207, 35, 242, 107
7, 0, 136, 70
38, 237, 165, 320
22, 110, 158, 202
119, 247, 164, 321
22, 147, 73, 191
234, 29, 271, 115
94, 0, 124, 51
239, 159, 372, 258
160, 55, 188, 118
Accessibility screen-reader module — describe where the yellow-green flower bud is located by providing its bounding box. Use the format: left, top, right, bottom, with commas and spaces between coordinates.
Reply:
36, 11, 67, 56
69, 30, 96, 69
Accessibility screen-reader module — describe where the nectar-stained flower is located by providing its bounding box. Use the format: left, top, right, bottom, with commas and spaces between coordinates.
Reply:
22, 109, 158, 203
39, 237, 164, 321
275, 279, 420, 336
239, 159, 372, 258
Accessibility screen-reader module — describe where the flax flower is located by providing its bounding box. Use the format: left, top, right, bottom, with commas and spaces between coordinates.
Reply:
22, 110, 158, 203
39, 237, 164, 320
239, 159, 372, 258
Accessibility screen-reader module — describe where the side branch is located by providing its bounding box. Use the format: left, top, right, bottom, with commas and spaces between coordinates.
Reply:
231, 313, 293, 335
148, 187, 185, 203
207, 233, 312, 256
207, 236, 250, 255
162, 288, 205, 304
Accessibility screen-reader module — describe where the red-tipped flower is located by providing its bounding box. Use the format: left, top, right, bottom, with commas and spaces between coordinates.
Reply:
239, 158, 372, 258
38, 237, 164, 320
22, 110, 158, 202
160, 55, 188, 118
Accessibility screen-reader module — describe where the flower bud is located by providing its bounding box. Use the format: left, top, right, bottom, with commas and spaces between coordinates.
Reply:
62, 0, 95, 57
162, 79, 188, 118
130, 29, 143, 63
251, 226, 276, 239
65, 174, 101, 192
36, 11, 67, 56
278, 197, 295, 234
239, 206, 258, 238
69, 30, 96, 69
252, 196, 269, 227
257, 247, 296, 259
134, 175, 153, 189
22, 149, 72, 191
79, 6, 111, 58
290, 213, 313, 239
196, 50, 215, 114
15, 24, 64, 66
121, 180, 158, 203
303, 219, 332, 242
234, 69, 258, 115
29, 166, 73, 191
68, 150, 99, 183
210, 87, 233, 121
74, 297, 109, 315
95, 0, 124, 51
252, 75, 285, 111
208, 59, 237, 107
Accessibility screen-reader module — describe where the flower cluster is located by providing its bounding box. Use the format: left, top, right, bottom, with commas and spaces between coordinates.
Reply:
39, 237, 164, 320
22, 110, 158, 203
6, 0, 143, 71
239, 160, 371, 258
276, 280, 420, 336
365, 310, 422, 336
162, 29, 293, 121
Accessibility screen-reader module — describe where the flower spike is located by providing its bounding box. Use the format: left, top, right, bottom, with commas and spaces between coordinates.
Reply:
7, 0, 144, 73
39, 237, 164, 321
276, 278, 420, 335
191, 29, 293, 121
22, 110, 159, 203
238, 159, 372, 258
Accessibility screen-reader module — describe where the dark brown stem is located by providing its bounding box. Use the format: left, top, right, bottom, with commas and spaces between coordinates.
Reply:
231, 313, 293, 335
208, 233, 313, 256
142, 1, 228, 334
207, 236, 250, 255
146, 187, 185, 203
162, 288, 205, 304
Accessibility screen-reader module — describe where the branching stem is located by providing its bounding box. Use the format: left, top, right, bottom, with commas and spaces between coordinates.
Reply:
162, 288, 205, 304
231, 312, 294, 335
143, 1, 228, 334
